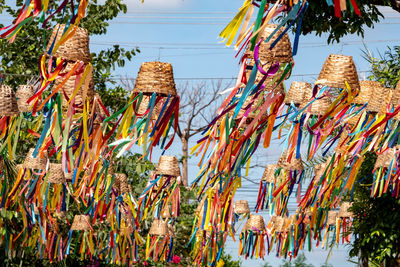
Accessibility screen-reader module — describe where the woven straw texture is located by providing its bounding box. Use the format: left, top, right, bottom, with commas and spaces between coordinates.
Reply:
71, 215, 91, 231
327, 211, 338, 226
374, 147, 398, 168
243, 215, 266, 232
0, 85, 19, 116
149, 219, 169, 236
137, 95, 160, 116
300, 95, 332, 116
391, 80, 400, 106
24, 148, 48, 170
284, 81, 313, 106
339, 202, 353, 218
234, 200, 250, 214
335, 130, 350, 154
16, 85, 35, 112
168, 224, 175, 238
46, 24, 91, 63
114, 173, 131, 194
314, 163, 326, 179
228, 94, 268, 127
161, 206, 171, 219
245, 24, 292, 63
48, 163, 65, 184
262, 164, 276, 182
65, 172, 74, 181
315, 54, 360, 91
54, 62, 94, 108
155, 156, 181, 177
277, 152, 303, 171
366, 83, 390, 113
352, 81, 376, 105
133, 62, 177, 96
245, 61, 285, 94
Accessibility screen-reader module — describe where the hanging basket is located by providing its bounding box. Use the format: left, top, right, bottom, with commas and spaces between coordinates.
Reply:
327, 211, 338, 226
46, 24, 91, 63
300, 95, 332, 116
315, 54, 360, 91
48, 163, 66, 184
114, 173, 131, 194
261, 164, 276, 183
167, 224, 175, 238
133, 62, 177, 96
149, 219, 169, 236
277, 152, 303, 171
155, 156, 181, 177
338, 202, 353, 218
0, 85, 19, 116
374, 147, 398, 168
54, 62, 94, 108
161, 206, 171, 219
234, 200, 250, 215
366, 83, 390, 114
65, 172, 74, 182
23, 148, 48, 170
351, 81, 375, 105
284, 81, 313, 106
245, 24, 293, 64
243, 214, 266, 232
335, 130, 350, 155
16, 85, 35, 112
391, 80, 400, 107
137, 94, 161, 116
245, 61, 286, 94
71, 215, 91, 231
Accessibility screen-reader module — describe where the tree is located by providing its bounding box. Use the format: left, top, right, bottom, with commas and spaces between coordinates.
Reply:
278, 0, 400, 43
279, 253, 314, 267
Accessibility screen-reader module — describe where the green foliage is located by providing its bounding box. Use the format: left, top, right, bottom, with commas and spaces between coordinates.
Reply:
363, 45, 400, 88
279, 253, 314, 267
349, 152, 400, 266
284, 0, 392, 43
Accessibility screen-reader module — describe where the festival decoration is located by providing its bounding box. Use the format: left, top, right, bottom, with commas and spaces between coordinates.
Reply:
0, 85, 19, 116
239, 214, 266, 259
16, 84, 36, 112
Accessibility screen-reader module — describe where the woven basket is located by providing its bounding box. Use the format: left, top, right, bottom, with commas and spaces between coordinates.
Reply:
114, 173, 131, 194
155, 156, 181, 177
161, 206, 171, 219
327, 211, 338, 226
245, 61, 285, 94
352, 81, 376, 105
48, 163, 65, 184
0, 85, 19, 116
133, 62, 177, 96
335, 130, 350, 154
261, 164, 276, 183
234, 200, 250, 214
168, 224, 175, 238
243, 214, 266, 232
339, 202, 353, 218
24, 148, 48, 170
65, 172, 74, 181
366, 83, 390, 113
245, 24, 292, 64
284, 81, 313, 106
149, 219, 169, 236
375, 147, 398, 168
391, 80, 400, 106
54, 61, 94, 108
71, 215, 91, 231
315, 54, 360, 91
277, 152, 303, 171
300, 95, 332, 116
228, 94, 268, 127
16, 85, 35, 112
137, 94, 162, 116
46, 24, 91, 63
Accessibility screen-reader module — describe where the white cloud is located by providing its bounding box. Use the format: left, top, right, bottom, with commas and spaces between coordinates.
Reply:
125, 0, 186, 8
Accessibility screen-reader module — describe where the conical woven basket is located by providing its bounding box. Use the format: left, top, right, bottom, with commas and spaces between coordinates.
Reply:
24, 148, 48, 170
54, 62, 94, 108
46, 24, 91, 63
261, 164, 276, 183
300, 95, 332, 116
137, 94, 162, 116
0, 85, 19, 116
277, 152, 303, 171
245, 24, 293, 63
155, 156, 181, 177
234, 200, 250, 214
65, 171, 74, 182
352, 81, 376, 105
391, 80, 400, 106
149, 219, 169, 236
167, 224, 175, 238
315, 54, 360, 91
16, 85, 35, 112
339, 202, 353, 218
48, 163, 65, 184
133, 62, 177, 96
245, 61, 285, 94
284, 81, 313, 106
366, 83, 390, 113
71, 215, 91, 231
114, 173, 131, 194
243, 214, 266, 232
374, 147, 398, 168
327, 211, 338, 226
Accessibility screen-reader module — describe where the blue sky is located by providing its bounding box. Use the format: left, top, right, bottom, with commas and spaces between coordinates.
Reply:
92, 1, 399, 266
